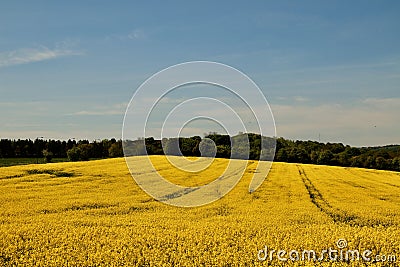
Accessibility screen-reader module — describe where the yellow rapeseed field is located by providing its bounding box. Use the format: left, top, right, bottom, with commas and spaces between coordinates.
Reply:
0, 156, 399, 266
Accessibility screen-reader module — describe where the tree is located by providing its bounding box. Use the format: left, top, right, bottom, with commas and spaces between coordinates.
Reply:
364, 156, 375, 169
350, 156, 364, 168
67, 144, 91, 161
391, 157, 400, 171
317, 150, 333, 165
109, 142, 123, 157
216, 145, 230, 158
123, 140, 146, 156
77, 144, 91, 160
375, 157, 389, 170
190, 136, 201, 156
67, 147, 81, 162
337, 151, 350, 166
42, 149, 53, 163
199, 138, 216, 157
276, 148, 289, 162
178, 138, 196, 156
164, 138, 181, 156
310, 151, 319, 164
287, 147, 310, 163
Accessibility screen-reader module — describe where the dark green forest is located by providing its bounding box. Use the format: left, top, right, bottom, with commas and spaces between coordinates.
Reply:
1, 133, 399, 171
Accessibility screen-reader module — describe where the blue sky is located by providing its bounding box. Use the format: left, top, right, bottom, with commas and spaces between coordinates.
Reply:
0, 1, 399, 146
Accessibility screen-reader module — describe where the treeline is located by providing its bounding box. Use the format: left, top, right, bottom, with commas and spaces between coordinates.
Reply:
124, 133, 275, 161
0, 138, 122, 162
1, 134, 399, 171
275, 138, 400, 171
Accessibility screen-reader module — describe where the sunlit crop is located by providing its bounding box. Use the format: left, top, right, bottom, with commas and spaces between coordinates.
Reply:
0, 156, 399, 266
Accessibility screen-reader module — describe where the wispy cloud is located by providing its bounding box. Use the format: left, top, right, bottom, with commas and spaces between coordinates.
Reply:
267, 60, 399, 77
293, 96, 309, 102
362, 97, 400, 107
70, 102, 127, 116
0, 42, 83, 68
73, 110, 124, 116
271, 97, 400, 146
105, 28, 148, 42
127, 29, 146, 40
